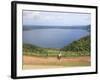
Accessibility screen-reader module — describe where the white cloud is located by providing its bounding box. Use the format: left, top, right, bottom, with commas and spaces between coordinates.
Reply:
23, 10, 91, 26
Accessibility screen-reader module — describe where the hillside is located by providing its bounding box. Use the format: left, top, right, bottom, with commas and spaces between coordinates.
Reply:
61, 35, 90, 52
23, 44, 47, 54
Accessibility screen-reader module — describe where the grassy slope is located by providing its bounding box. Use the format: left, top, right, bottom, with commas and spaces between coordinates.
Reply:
61, 35, 90, 52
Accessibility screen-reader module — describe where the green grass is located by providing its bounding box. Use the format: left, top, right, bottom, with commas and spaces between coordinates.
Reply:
23, 50, 90, 57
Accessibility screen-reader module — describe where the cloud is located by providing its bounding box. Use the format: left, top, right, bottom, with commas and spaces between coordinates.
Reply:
23, 10, 91, 26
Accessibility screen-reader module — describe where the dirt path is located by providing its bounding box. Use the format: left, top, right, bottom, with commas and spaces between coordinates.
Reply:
23, 55, 90, 69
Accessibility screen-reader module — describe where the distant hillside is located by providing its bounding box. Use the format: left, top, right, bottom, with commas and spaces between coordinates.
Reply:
23, 25, 90, 31
23, 44, 42, 52
61, 35, 90, 52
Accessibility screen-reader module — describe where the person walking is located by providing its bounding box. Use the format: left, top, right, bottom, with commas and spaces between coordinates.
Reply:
57, 52, 62, 61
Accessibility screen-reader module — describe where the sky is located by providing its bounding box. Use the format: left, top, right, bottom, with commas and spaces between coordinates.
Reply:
23, 10, 91, 48
23, 10, 91, 26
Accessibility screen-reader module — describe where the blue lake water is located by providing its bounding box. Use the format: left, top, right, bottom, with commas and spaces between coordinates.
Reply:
23, 29, 89, 48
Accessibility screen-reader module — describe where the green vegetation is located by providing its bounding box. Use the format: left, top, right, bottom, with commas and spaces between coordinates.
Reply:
61, 35, 90, 52
61, 35, 90, 56
23, 35, 90, 57
23, 44, 47, 57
